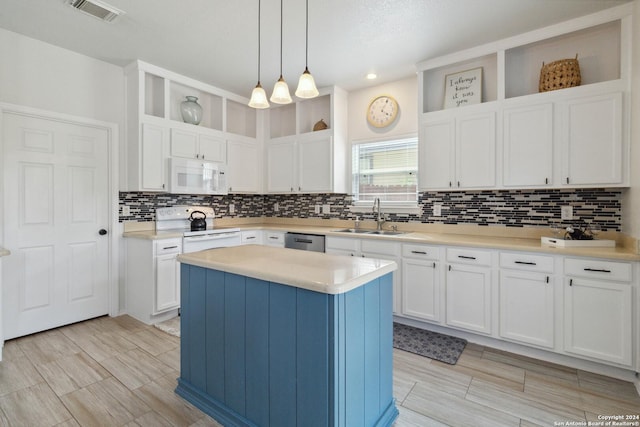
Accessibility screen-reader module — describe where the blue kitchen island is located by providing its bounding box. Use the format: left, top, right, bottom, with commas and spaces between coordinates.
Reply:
176, 245, 398, 427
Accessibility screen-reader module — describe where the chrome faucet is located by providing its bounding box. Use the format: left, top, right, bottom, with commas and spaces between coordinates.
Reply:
373, 198, 385, 230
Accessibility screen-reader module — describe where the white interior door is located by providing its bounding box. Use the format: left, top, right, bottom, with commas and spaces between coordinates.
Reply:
2, 112, 111, 340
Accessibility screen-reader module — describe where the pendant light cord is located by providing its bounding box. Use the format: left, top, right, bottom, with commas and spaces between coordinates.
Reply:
257, 0, 261, 83
279, 0, 283, 77
305, 0, 309, 68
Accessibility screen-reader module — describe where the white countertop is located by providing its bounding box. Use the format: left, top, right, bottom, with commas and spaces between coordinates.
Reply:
177, 245, 397, 295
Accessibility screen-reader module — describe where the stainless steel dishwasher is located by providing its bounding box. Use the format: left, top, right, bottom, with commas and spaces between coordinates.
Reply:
284, 232, 325, 252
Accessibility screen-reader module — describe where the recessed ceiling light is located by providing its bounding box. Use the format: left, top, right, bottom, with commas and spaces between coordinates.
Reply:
366, 73, 377, 80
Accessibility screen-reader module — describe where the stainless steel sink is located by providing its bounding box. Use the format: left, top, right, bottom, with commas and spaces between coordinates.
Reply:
368, 230, 405, 236
333, 229, 405, 236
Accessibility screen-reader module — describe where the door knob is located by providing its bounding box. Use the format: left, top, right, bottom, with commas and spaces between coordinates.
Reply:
99, 229, 108, 235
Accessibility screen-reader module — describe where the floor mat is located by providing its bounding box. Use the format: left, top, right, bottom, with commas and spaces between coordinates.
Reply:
393, 322, 466, 365
154, 316, 180, 337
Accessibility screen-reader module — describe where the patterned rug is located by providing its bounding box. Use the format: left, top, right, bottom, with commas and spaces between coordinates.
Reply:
393, 322, 467, 365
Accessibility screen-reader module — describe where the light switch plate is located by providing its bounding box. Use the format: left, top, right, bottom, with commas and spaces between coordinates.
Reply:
314, 204, 321, 214
322, 204, 331, 214
561, 206, 573, 220
274, 202, 279, 212
229, 203, 235, 214
121, 205, 130, 216
433, 204, 442, 216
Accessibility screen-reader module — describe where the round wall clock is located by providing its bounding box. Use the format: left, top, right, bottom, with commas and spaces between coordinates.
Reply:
366, 95, 399, 128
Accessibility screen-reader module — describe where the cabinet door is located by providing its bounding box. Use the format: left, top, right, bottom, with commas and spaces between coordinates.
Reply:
298, 135, 332, 193
227, 139, 261, 193
155, 253, 180, 313
503, 103, 553, 187
446, 263, 492, 334
564, 277, 632, 366
362, 243, 401, 314
402, 259, 439, 322
499, 270, 554, 349
456, 111, 496, 189
419, 119, 454, 190
199, 134, 226, 162
140, 123, 167, 191
563, 92, 623, 186
170, 128, 198, 159
266, 140, 296, 193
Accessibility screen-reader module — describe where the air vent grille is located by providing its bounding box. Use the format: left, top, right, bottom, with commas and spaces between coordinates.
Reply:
67, 0, 123, 22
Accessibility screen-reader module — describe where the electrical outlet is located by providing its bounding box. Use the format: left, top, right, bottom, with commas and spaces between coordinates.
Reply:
274, 202, 279, 212
229, 203, 235, 214
433, 204, 442, 216
561, 205, 573, 220
121, 205, 130, 216
314, 204, 321, 214
322, 204, 331, 214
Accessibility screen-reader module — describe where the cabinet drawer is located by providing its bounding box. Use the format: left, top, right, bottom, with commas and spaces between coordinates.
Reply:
326, 237, 359, 252
500, 252, 554, 273
361, 239, 400, 256
155, 238, 182, 255
241, 230, 261, 244
565, 258, 632, 282
264, 231, 284, 245
402, 244, 439, 260
447, 247, 492, 266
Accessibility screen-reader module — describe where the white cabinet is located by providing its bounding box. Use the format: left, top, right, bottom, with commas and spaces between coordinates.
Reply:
240, 230, 263, 245
563, 258, 633, 366
401, 244, 441, 323
227, 137, 262, 193
170, 128, 226, 162
125, 237, 182, 325
123, 60, 260, 192
499, 252, 555, 349
419, 109, 496, 190
445, 248, 493, 335
503, 103, 554, 187
263, 231, 285, 247
326, 236, 401, 313
266, 86, 348, 194
136, 122, 169, 191
417, 8, 631, 191
562, 92, 624, 186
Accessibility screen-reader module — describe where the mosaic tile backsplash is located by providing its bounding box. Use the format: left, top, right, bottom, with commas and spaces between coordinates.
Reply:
119, 189, 622, 231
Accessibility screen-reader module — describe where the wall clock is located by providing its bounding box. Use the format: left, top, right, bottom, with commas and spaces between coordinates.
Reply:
366, 95, 399, 128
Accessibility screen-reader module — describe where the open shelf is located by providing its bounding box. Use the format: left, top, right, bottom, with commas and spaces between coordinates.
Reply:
269, 103, 296, 138
144, 73, 165, 118
505, 20, 621, 99
421, 54, 497, 114
226, 100, 257, 138
169, 81, 223, 130
298, 95, 331, 134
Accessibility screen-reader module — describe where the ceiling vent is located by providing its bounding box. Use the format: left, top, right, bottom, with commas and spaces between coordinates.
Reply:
67, 0, 124, 22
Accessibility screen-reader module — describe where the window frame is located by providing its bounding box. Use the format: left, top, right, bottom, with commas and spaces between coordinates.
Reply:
350, 134, 420, 214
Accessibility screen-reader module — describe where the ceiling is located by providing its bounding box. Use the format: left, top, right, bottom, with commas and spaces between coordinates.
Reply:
0, 0, 632, 99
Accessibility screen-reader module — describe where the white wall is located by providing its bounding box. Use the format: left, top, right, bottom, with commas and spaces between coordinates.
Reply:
347, 76, 418, 142
622, 0, 640, 245
0, 27, 124, 126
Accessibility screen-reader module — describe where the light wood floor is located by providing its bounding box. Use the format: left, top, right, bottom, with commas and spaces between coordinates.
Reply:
0, 315, 638, 427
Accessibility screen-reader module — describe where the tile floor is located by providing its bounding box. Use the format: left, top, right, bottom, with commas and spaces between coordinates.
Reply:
0, 315, 638, 426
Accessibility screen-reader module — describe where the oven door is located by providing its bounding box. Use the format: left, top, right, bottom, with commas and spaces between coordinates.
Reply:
182, 231, 241, 253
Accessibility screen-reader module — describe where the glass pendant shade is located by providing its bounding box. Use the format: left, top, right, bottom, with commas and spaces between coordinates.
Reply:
249, 83, 269, 109
295, 67, 319, 98
271, 76, 293, 104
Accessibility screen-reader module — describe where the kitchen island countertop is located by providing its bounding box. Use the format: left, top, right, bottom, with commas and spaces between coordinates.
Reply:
177, 244, 397, 295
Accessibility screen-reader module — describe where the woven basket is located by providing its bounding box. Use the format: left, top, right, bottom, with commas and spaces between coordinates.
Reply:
313, 119, 328, 131
539, 54, 581, 92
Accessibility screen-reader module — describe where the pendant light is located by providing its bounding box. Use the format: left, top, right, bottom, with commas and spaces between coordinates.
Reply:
270, 0, 293, 104
295, 0, 319, 98
249, 0, 269, 109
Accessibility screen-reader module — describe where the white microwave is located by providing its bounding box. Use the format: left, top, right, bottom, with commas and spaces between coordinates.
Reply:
169, 158, 228, 195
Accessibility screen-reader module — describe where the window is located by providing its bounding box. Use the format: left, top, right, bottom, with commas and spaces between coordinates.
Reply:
352, 137, 418, 203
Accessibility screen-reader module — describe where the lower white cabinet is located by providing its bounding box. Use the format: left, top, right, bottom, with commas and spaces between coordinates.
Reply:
240, 229, 263, 245
263, 231, 285, 247
445, 248, 493, 335
401, 244, 441, 322
563, 258, 633, 366
125, 237, 182, 325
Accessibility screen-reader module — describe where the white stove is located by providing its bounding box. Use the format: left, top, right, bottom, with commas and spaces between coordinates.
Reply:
156, 205, 241, 253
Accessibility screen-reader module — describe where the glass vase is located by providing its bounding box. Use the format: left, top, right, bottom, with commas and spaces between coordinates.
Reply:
180, 96, 203, 125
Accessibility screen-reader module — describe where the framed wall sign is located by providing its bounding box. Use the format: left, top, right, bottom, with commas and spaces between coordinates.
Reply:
443, 67, 483, 109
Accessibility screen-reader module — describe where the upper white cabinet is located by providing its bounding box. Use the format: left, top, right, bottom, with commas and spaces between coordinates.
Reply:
417, 5, 631, 191
124, 60, 261, 192
420, 107, 496, 190
227, 136, 262, 193
265, 87, 348, 194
